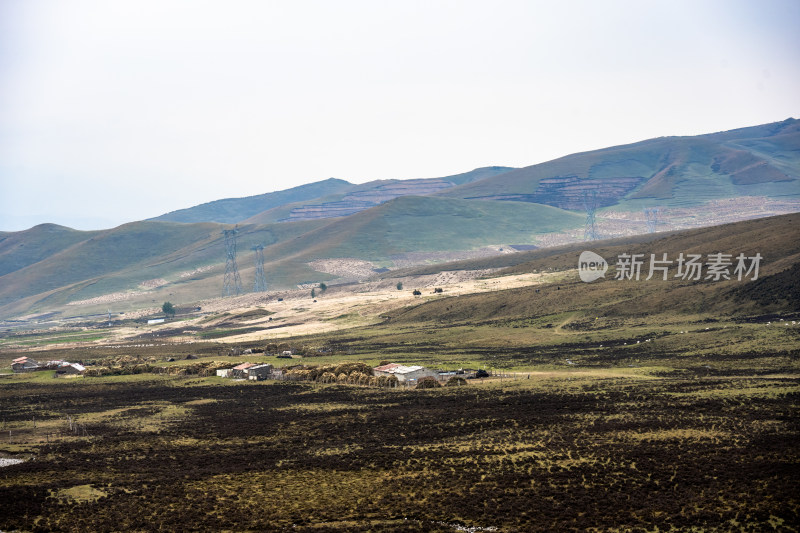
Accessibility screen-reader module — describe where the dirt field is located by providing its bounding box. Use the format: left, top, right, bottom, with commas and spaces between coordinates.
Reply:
0, 372, 796, 532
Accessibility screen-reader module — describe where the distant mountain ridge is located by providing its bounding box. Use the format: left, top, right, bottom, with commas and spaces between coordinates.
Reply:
440, 118, 800, 209
149, 178, 353, 224
152, 119, 799, 227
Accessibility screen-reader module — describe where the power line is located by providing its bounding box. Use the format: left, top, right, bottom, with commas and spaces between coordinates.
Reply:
583, 189, 599, 241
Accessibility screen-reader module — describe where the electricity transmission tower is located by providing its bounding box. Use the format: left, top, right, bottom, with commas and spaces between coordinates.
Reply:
252, 245, 267, 292
644, 207, 661, 233
583, 189, 599, 241
223, 227, 242, 297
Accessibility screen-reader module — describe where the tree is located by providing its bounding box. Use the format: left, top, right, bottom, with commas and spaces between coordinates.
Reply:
311, 288, 316, 298
396, 282, 403, 290
162, 302, 176, 318
319, 282, 327, 292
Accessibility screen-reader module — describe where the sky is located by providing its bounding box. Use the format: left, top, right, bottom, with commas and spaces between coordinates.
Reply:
1, 0, 799, 231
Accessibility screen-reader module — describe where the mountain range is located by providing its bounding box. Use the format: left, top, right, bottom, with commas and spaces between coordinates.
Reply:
1, 118, 798, 320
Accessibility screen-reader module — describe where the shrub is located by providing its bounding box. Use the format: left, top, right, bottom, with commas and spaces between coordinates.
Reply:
415, 376, 441, 389
445, 377, 468, 387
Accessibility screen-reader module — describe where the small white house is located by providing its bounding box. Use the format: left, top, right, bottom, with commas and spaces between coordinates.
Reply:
231, 362, 255, 379
216, 368, 232, 378
56, 363, 85, 377
147, 318, 165, 325
247, 364, 273, 381
373, 363, 437, 383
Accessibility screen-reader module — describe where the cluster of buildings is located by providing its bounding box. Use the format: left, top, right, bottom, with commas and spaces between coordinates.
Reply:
214, 361, 477, 385
8, 355, 483, 384
11, 356, 85, 377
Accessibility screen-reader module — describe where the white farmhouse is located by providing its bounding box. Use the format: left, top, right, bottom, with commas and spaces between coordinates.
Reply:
373, 363, 437, 383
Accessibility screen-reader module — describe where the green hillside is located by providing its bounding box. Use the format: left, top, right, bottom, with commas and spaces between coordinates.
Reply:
207, 197, 583, 297
254, 196, 584, 263
440, 118, 800, 209
149, 178, 353, 224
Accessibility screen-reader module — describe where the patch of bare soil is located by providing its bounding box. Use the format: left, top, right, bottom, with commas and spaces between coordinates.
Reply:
67, 292, 135, 306
308, 259, 379, 280
541, 196, 800, 245
389, 246, 517, 269
139, 279, 168, 289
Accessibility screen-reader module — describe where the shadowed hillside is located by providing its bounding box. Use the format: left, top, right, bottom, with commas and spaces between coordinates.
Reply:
0, 219, 328, 316
0, 224, 103, 278
386, 212, 800, 326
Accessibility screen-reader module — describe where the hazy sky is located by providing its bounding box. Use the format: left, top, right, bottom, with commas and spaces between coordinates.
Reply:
1, 0, 799, 231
